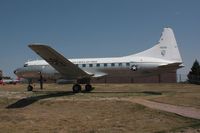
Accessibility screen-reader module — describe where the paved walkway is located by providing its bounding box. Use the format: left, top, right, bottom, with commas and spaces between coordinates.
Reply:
127, 98, 200, 120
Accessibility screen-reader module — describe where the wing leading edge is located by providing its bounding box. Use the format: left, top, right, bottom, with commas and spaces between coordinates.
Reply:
158, 63, 184, 70
29, 44, 90, 79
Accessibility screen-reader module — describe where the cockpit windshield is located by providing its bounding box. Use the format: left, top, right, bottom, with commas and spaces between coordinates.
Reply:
24, 64, 28, 67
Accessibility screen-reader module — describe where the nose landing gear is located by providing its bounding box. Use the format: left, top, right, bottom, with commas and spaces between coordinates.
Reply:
27, 85, 33, 91
27, 79, 33, 91
26, 72, 44, 91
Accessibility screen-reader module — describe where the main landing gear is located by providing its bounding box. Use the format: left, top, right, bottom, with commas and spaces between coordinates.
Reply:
72, 78, 92, 93
72, 84, 92, 93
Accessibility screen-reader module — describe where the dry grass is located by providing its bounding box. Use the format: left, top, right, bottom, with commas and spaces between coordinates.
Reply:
0, 83, 200, 133
0, 100, 199, 133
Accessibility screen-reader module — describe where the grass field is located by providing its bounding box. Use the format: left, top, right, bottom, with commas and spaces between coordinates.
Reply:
0, 83, 200, 133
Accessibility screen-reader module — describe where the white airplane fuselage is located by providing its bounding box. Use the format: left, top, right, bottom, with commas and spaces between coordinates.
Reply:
16, 56, 173, 81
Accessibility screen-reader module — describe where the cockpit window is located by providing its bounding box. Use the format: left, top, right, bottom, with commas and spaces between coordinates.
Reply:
24, 64, 28, 67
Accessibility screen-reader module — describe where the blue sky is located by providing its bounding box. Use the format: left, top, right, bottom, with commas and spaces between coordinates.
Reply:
0, 0, 199, 78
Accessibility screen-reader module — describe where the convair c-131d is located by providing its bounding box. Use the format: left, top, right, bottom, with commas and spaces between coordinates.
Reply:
14, 27, 183, 92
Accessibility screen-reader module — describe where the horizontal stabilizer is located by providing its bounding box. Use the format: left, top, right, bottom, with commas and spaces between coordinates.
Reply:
159, 63, 184, 69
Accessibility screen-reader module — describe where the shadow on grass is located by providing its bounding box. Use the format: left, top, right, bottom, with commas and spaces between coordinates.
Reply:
6, 89, 162, 109
6, 91, 75, 109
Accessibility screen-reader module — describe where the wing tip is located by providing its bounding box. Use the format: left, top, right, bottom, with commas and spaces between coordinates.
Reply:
28, 43, 50, 48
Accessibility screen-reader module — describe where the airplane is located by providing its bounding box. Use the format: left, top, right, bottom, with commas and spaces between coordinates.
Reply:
14, 27, 183, 92
0, 78, 20, 85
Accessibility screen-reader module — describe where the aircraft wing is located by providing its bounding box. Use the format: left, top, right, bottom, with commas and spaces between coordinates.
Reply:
29, 44, 90, 79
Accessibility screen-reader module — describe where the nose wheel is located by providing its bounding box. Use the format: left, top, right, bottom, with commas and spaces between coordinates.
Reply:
27, 79, 33, 91
27, 85, 33, 91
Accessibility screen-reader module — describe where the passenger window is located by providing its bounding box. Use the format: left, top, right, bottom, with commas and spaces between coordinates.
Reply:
89, 64, 93, 67
104, 63, 107, 67
96, 64, 100, 67
111, 63, 115, 67
126, 63, 130, 67
119, 63, 122, 67
82, 64, 86, 67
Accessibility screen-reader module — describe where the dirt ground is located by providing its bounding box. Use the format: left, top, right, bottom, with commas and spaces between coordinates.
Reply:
0, 83, 200, 133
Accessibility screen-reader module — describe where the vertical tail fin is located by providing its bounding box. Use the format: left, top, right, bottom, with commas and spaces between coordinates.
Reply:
133, 28, 182, 63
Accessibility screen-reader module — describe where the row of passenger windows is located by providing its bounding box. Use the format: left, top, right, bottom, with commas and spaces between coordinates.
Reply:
76, 63, 130, 68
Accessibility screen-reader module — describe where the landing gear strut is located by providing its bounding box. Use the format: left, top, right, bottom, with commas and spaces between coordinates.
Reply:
39, 72, 43, 90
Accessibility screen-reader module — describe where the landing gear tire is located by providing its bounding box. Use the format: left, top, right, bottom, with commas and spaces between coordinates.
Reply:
85, 84, 92, 92
27, 85, 33, 91
72, 84, 81, 93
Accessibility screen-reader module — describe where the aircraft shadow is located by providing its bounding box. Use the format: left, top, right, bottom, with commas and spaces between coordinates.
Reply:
6, 90, 162, 109
6, 91, 75, 109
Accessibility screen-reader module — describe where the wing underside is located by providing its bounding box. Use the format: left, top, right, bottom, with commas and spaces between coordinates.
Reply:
29, 44, 90, 79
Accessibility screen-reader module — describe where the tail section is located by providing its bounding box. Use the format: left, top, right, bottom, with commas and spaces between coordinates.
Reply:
132, 28, 182, 63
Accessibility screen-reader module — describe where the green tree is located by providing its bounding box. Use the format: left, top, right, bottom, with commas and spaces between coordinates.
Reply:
187, 59, 200, 84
